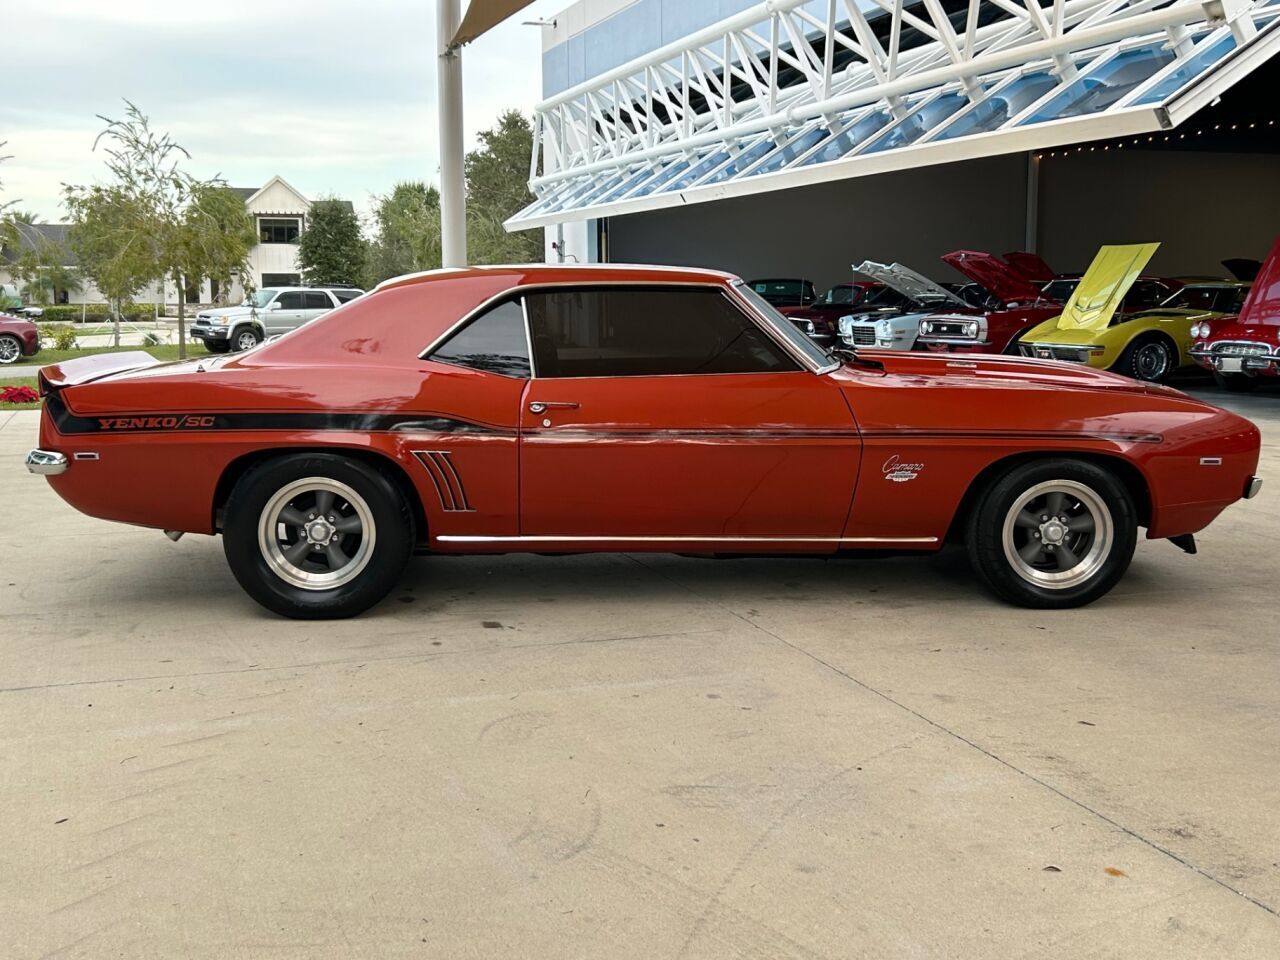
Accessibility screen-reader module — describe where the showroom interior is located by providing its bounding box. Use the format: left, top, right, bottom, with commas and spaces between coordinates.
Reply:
517, 0, 1280, 292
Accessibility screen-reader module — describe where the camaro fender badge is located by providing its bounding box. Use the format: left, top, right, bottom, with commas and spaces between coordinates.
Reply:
96, 415, 217, 431
882, 454, 924, 483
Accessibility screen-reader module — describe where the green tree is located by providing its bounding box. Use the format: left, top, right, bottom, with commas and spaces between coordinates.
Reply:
298, 198, 365, 286
64, 102, 254, 356
364, 181, 441, 286
170, 183, 256, 350
13, 241, 83, 305
464, 111, 541, 265
0, 142, 19, 254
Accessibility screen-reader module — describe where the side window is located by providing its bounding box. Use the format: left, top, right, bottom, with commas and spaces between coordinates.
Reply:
332, 289, 362, 303
430, 299, 531, 378
525, 287, 797, 378
304, 292, 331, 310
276, 292, 305, 310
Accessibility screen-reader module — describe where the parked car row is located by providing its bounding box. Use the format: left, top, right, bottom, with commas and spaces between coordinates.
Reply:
762, 240, 1277, 386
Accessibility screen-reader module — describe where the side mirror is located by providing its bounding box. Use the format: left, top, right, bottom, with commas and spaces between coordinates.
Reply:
268, 301, 281, 311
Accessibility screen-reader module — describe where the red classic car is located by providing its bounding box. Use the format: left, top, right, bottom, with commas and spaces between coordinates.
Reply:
916, 251, 1064, 355
26, 265, 1262, 619
0, 313, 41, 365
778, 281, 886, 345
1192, 237, 1280, 390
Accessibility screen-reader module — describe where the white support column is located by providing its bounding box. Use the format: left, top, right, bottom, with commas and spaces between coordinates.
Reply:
437, 0, 468, 267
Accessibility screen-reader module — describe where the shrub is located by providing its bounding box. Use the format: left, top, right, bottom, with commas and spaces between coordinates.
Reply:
0, 385, 39, 404
142, 332, 164, 346
44, 325, 79, 350
35, 303, 160, 324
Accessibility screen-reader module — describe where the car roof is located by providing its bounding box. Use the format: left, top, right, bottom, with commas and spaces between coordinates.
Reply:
376, 263, 740, 293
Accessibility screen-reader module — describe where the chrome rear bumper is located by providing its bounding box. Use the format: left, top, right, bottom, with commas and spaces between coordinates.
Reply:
1245, 476, 1263, 500
25, 449, 67, 476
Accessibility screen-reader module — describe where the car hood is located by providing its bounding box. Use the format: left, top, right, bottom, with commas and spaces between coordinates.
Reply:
1053, 243, 1159, 333
942, 250, 1047, 304
839, 349, 1180, 398
854, 260, 966, 308
1233, 236, 1280, 328
197, 305, 255, 320
1002, 251, 1056, 283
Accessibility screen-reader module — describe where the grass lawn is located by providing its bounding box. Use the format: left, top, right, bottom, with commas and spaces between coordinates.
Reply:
0, 377, 42, 410
8, 342, 209, 368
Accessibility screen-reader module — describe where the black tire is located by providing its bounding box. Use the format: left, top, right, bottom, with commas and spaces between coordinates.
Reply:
203, 340, 230, 354
0, 334, 22, 365
1213, 371, 1257, 393
1115, 335, 1176, 382
223, 453, 414, 619
231, 326, 262, 352
966, 459, 1137, 609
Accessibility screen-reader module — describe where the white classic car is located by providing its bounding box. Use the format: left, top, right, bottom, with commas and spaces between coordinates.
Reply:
837, 261, 969, 350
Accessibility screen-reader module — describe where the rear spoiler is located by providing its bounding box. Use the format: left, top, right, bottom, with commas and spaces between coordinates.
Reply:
38, 351, 160, 393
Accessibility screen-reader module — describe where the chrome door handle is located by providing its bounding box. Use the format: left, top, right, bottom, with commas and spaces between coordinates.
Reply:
528, 401, 579, 414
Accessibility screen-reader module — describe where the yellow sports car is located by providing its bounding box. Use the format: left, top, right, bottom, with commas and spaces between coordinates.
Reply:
1017, 243, 1249, 382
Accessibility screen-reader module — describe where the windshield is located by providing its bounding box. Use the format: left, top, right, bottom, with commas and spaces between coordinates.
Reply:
734, 281, 834, 369
818, 284, 859, 306
249, 289, 279, 309
1162, 285, 1248, 313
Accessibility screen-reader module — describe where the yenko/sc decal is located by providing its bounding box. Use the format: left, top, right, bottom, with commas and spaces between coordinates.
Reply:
97, 415, 217, 431
882, 454, 924, 483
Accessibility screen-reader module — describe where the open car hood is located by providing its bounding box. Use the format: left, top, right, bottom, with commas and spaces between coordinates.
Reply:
1002, 251, 1055, 283
1055, 243, 1159, 332
853, 261, 965, 308
942, 250, 1046, 304
1233, 237, 1280, 328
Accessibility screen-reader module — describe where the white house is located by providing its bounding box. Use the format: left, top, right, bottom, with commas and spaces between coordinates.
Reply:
0, 176, 355, 308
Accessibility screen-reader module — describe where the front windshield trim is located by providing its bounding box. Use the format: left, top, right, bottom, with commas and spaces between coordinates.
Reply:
731, 280, 839, 373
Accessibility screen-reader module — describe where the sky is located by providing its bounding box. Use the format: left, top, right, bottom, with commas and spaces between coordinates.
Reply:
0, 0, 567, 223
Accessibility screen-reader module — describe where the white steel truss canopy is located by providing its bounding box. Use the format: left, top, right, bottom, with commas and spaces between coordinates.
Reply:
507, 0, 1280, 230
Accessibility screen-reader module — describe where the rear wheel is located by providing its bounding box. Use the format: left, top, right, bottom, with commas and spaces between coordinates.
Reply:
0, 334, 21, 364
1116, 336, 1175, 382
1213, 371, 1257, 393
966, 459, 1137, 609
223, 453, 413, 619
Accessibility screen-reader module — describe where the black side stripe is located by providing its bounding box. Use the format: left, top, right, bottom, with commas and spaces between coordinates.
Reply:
44, 392, 512, 437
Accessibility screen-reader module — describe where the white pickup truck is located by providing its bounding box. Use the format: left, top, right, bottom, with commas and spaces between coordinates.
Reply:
190, 286, 363, 353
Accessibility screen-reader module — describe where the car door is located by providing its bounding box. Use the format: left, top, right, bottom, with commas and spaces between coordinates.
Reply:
302, 291, 334, 325
267, 291, 306, 334
518, 285, 860, 543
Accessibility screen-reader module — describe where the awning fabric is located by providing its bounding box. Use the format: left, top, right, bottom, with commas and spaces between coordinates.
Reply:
453, 0, 538, 46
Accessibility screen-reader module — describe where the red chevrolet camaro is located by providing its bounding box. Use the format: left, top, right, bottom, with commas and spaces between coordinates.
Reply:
26, 265, 1263, 619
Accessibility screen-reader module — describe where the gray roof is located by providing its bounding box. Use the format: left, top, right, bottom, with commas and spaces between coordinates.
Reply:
2, 222, 75, 265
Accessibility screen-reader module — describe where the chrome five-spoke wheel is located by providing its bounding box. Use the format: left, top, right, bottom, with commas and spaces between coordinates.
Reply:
257, 478, 376, 590
967, 459, 1137, 608
224, 454, 413, 618
1001, 480, 1113, 590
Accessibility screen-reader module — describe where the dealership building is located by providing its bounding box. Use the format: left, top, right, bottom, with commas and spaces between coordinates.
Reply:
511, 0, 1280, 290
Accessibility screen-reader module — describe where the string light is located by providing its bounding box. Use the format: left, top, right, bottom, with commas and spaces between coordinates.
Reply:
1033, 117, 1276, 159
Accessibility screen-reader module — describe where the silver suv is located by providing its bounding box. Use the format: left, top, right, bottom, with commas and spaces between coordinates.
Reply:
191, 286, 363, 353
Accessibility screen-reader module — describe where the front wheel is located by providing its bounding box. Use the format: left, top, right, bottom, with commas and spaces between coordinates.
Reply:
966, 459, 1137, 609
1116, 337, 1175, 382
203, 340, 230, 354
232, 327, 262, 352
0, 334, 22, 364
223, 453, 414, 618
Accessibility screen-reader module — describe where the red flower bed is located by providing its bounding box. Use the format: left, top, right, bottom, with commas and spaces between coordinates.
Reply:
0, 385, 39, 404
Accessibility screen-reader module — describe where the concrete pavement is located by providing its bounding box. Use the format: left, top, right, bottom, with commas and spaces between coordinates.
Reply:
1, 387, 1278, 959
